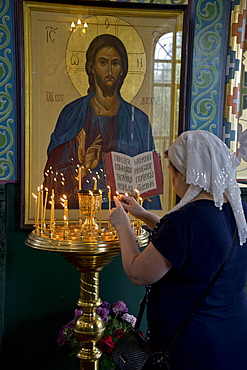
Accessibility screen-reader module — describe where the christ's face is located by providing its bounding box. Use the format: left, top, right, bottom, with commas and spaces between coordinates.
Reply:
92, 46, 123, 97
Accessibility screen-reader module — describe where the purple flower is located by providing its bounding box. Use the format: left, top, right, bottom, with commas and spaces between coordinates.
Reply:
122, 313, 137, 327
112, 301, 128, 315
100, 301, 111, 311
97, 307, 110, 323
74, 309, 83, 320
67, 319, 76, 329
57, 321, 74, 346
57, 329, 67, 347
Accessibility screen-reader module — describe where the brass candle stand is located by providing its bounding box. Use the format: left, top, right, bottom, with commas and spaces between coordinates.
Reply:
26, 190, 149, 370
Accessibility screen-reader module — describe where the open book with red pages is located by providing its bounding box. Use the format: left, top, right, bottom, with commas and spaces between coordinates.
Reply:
103, 151, 163, 198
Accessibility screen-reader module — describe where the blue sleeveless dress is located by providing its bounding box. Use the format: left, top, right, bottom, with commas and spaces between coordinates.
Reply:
148, 200, 247, 370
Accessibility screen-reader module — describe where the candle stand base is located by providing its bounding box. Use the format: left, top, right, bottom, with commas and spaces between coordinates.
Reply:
26, 222, 148, 370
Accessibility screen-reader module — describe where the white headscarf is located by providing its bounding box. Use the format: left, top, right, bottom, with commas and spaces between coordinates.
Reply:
167, 130, 247, 245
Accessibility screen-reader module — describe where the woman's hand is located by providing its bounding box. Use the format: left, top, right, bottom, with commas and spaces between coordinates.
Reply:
108, 196, 131, 230
118, 194, 146, 220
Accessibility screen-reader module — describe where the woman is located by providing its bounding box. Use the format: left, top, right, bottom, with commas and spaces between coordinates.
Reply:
108, 130, 247, 370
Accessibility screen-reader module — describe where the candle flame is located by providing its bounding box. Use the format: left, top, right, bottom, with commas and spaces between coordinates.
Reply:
89, 190, 93, 196
135, 189, 139, 194
125, 193, 129, 196
32, 192, 38, 199
107, 185, 110, 190
99, 189, 102, 195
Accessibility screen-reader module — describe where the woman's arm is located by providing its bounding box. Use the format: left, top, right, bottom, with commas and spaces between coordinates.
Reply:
108, 197, 172, 286
118, 194, 160, 231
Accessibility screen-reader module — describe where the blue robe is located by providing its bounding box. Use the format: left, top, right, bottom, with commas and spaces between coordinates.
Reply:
44, 92, 160, 209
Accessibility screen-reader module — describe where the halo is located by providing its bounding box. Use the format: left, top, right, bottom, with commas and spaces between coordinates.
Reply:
66, 15, 146, 102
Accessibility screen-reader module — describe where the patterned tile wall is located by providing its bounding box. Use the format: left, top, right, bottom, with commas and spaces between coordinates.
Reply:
224, 0, 246, 154
0, 0, 15, 183
190, 0, 229, 138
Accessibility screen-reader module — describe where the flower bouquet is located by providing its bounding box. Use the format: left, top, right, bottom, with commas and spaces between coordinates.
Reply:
58, 300, 137, 369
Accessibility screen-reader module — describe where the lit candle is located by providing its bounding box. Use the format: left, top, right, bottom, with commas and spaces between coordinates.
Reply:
93, 177, 97, 190
32, 193, 38, 227
65, 197, 68, 220
63, 214, 67, 237
37, 187, 40, 226
89, 190, 94, 231
43, 187, 48, 225
60, 195, 68, 222
99, 190, 102, 233
79, 167, 82, 190
60, 197, 65, 218
54, 177, 57, 189
107, 186, 111, 213
135, 189, 140, 236
49, 200, 52, 230
40, 185, 44, 229
64, 195, 68, 220
50, 189, 54, 229
139, 197, 144, 234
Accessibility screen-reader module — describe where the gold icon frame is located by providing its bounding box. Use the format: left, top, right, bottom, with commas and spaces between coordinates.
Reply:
19, 0, 189, 228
